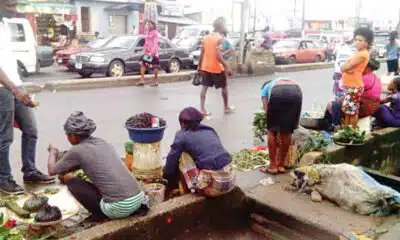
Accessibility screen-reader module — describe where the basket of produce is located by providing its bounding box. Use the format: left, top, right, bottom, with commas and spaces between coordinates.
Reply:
125, 113, 167, 143
332, 126, 366, 146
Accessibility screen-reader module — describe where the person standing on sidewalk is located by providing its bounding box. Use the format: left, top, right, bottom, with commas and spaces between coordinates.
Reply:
386, 31, 399, 76
0, 17, 55, 194
198, 17, 234, 116
137, 20, 160, 87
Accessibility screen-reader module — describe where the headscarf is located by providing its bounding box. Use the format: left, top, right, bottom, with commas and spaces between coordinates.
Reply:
179, 107, 204, 130
64, 111, 96, 136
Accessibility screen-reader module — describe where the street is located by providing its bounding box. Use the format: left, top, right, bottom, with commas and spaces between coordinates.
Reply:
11, 66, 387, 184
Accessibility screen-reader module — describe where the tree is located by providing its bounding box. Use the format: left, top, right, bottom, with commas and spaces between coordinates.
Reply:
1, 0, 18, 16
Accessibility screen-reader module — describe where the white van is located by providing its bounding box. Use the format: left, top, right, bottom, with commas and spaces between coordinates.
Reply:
3, 18, 39, 75
172, 25, 213, 45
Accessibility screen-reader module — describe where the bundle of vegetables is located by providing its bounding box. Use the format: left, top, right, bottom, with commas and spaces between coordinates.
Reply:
298, 131, 330, 159
252, 110, 267, 143
231, 149, 269, 171
73, 169, 91, 183
34, 204, 62, 223
125, 112, 167, 128
0, 196, 18, 208
23, 196, 49, 212
332, 126, 366, 145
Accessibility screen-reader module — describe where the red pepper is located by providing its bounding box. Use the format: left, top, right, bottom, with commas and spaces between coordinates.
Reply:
3, 219, 16, 228
249, 146, 267, 152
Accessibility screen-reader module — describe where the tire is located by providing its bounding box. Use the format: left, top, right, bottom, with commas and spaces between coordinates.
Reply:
78, 72, 93, 78
107, 60, 125, 77
166, 58, 181, 73
314, 55, 322, 63
288, 56, 296, 64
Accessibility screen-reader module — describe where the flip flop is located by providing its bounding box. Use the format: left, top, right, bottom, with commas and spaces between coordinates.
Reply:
278, 167, 287, 174
150, 83, 159, 87
202, 112, 212, 116
224, 106, 236, 114
260, 166, 278, 175
135, 82, 145, 86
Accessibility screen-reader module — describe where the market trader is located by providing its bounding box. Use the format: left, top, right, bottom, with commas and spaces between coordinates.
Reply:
0, 16, 55, 194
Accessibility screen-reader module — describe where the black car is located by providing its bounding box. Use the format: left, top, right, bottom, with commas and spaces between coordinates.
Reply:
72, 35, 192, 78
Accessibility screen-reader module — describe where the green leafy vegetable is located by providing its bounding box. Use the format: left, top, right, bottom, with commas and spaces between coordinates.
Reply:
5, 201, 30, 219
0, 196, 19, 208
298, 131, 330, 159
231, 150, 269, 171
43, 188, 60, 195
252, 110, 267, 143
332, 126, 366, 145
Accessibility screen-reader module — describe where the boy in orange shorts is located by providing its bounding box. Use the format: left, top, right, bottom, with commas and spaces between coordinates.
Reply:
198, 17, 234, 116
340, 27, 373, 127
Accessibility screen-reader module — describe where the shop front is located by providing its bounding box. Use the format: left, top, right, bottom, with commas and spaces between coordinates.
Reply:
17, 0, 77, 45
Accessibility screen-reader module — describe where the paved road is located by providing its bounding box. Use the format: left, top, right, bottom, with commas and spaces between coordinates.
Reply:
10, 66, 388, 184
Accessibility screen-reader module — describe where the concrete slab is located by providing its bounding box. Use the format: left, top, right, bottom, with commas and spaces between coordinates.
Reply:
378, 222, 400, 240
243, 173, 393, 236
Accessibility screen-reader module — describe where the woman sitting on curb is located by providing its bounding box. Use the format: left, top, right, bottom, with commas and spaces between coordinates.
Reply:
375, 77, 400, 127
47, 111, 148, 222
163, 107, 235, 198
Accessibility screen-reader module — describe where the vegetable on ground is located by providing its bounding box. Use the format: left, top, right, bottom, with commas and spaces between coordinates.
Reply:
35, 205, 62, 223
5, 201, 30, 219
23, 196, 49, 212
231, 149, 269, 171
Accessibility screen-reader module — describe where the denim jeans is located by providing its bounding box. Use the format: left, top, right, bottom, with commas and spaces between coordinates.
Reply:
0, 87, 37, 183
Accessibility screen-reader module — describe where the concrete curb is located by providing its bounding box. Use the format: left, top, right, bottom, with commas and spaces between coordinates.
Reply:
274, 62, 334, 72
22, 61, 345, 93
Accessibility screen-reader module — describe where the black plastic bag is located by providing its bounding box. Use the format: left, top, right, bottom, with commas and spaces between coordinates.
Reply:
192, 72, 202, 86
35, 205, 62, 223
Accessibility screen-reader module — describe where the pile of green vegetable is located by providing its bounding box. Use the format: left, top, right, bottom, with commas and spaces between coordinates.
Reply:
0, 213, 23, 240
231, 149, 269, 171
332, 126, 366, 145
252, 110, 267, 143
298, 131, 330, 158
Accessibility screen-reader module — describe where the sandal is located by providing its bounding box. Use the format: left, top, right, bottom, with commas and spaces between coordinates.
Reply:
150, 83, 159, 87
224, 106, 236, 114
278, 167, 287, 174
260, 166, 278, 175
135, 82, 145, 86
201, 111, 212, 116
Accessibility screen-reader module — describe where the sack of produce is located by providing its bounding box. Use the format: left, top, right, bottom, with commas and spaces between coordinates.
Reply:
35, 205, 62, 223
23, 196, 49, 212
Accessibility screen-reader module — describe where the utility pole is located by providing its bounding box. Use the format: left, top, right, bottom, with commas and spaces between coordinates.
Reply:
301, 0, 306, 30
253, 0, 257, 36
238, 0, 249, 65
293, 0, 297, 18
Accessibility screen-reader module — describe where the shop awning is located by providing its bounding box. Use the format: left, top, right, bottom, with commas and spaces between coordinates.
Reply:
157, 16, 198, 26
104, 3, 144, 12
17, 2, 75, 15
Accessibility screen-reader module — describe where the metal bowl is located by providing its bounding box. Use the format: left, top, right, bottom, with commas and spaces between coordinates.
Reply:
299, 117, 326, 130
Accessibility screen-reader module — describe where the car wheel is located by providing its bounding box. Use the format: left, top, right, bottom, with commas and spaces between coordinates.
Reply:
167, 58, 181, 73
314, 55, 322, 63
78, 72, 93, 78
108, 60, 125, 77
288, 56, 296, 64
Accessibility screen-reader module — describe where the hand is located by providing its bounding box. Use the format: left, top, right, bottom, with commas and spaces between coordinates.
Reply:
14, 90, 35, 107
225, 67, 232, 77
47, 144, 59, 154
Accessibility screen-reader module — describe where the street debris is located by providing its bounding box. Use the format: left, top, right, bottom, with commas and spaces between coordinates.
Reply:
311, 190, 322, 202
259, 177, 276, 187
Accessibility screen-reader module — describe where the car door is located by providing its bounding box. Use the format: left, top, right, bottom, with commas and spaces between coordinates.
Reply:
158, 38, 170, 69
4, 19, 37, 73
306, 41, 318, 62
297, 41, 308, 63
126, 37, 145, 72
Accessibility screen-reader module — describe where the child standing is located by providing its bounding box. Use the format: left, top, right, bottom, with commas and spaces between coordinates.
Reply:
374, 77, 400, 127
385, 31, 399, 76
340, 27, 374, 127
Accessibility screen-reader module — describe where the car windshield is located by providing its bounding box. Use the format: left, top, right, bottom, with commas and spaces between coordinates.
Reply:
176, 38, 198, 48
104, 36, 135, 48
87, 37, 112, 48
274, 40, 299, 49
176, 28, 200, 39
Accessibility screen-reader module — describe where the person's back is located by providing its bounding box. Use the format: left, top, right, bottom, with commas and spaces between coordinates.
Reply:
177, 124, 231, 170
362, 72, 381, 100
68, 136, 141, 202
201, 33, 223, 73
386, 41, 399, 60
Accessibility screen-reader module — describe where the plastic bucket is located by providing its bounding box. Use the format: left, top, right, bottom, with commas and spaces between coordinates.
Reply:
126, 126, 167, 143
143, 183, 165, 206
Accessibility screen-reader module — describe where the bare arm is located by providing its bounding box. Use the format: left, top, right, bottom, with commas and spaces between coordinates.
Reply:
47, 145, 59, 176
216, 39, 230, 72
340, 53, 366, 73
262, 97, 269, 113
0, 68, 35, 107
197, 46, 204, 71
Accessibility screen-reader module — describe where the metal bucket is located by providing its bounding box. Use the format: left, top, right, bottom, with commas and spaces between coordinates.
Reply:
143, 183, 165, 206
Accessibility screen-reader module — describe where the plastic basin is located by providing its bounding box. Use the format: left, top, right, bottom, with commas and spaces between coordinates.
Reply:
126, 126, 167, 143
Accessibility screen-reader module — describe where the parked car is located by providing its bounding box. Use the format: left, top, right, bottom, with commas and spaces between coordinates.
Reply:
3, 17, 39, 76
73, 35, 192, 78
57, 36, 115, 70
38, 45, 54, 68
273, 38, 325, 64
172, 25, 212, 45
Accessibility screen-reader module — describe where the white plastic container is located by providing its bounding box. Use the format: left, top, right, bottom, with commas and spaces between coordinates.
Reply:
357, 117, 371, 135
